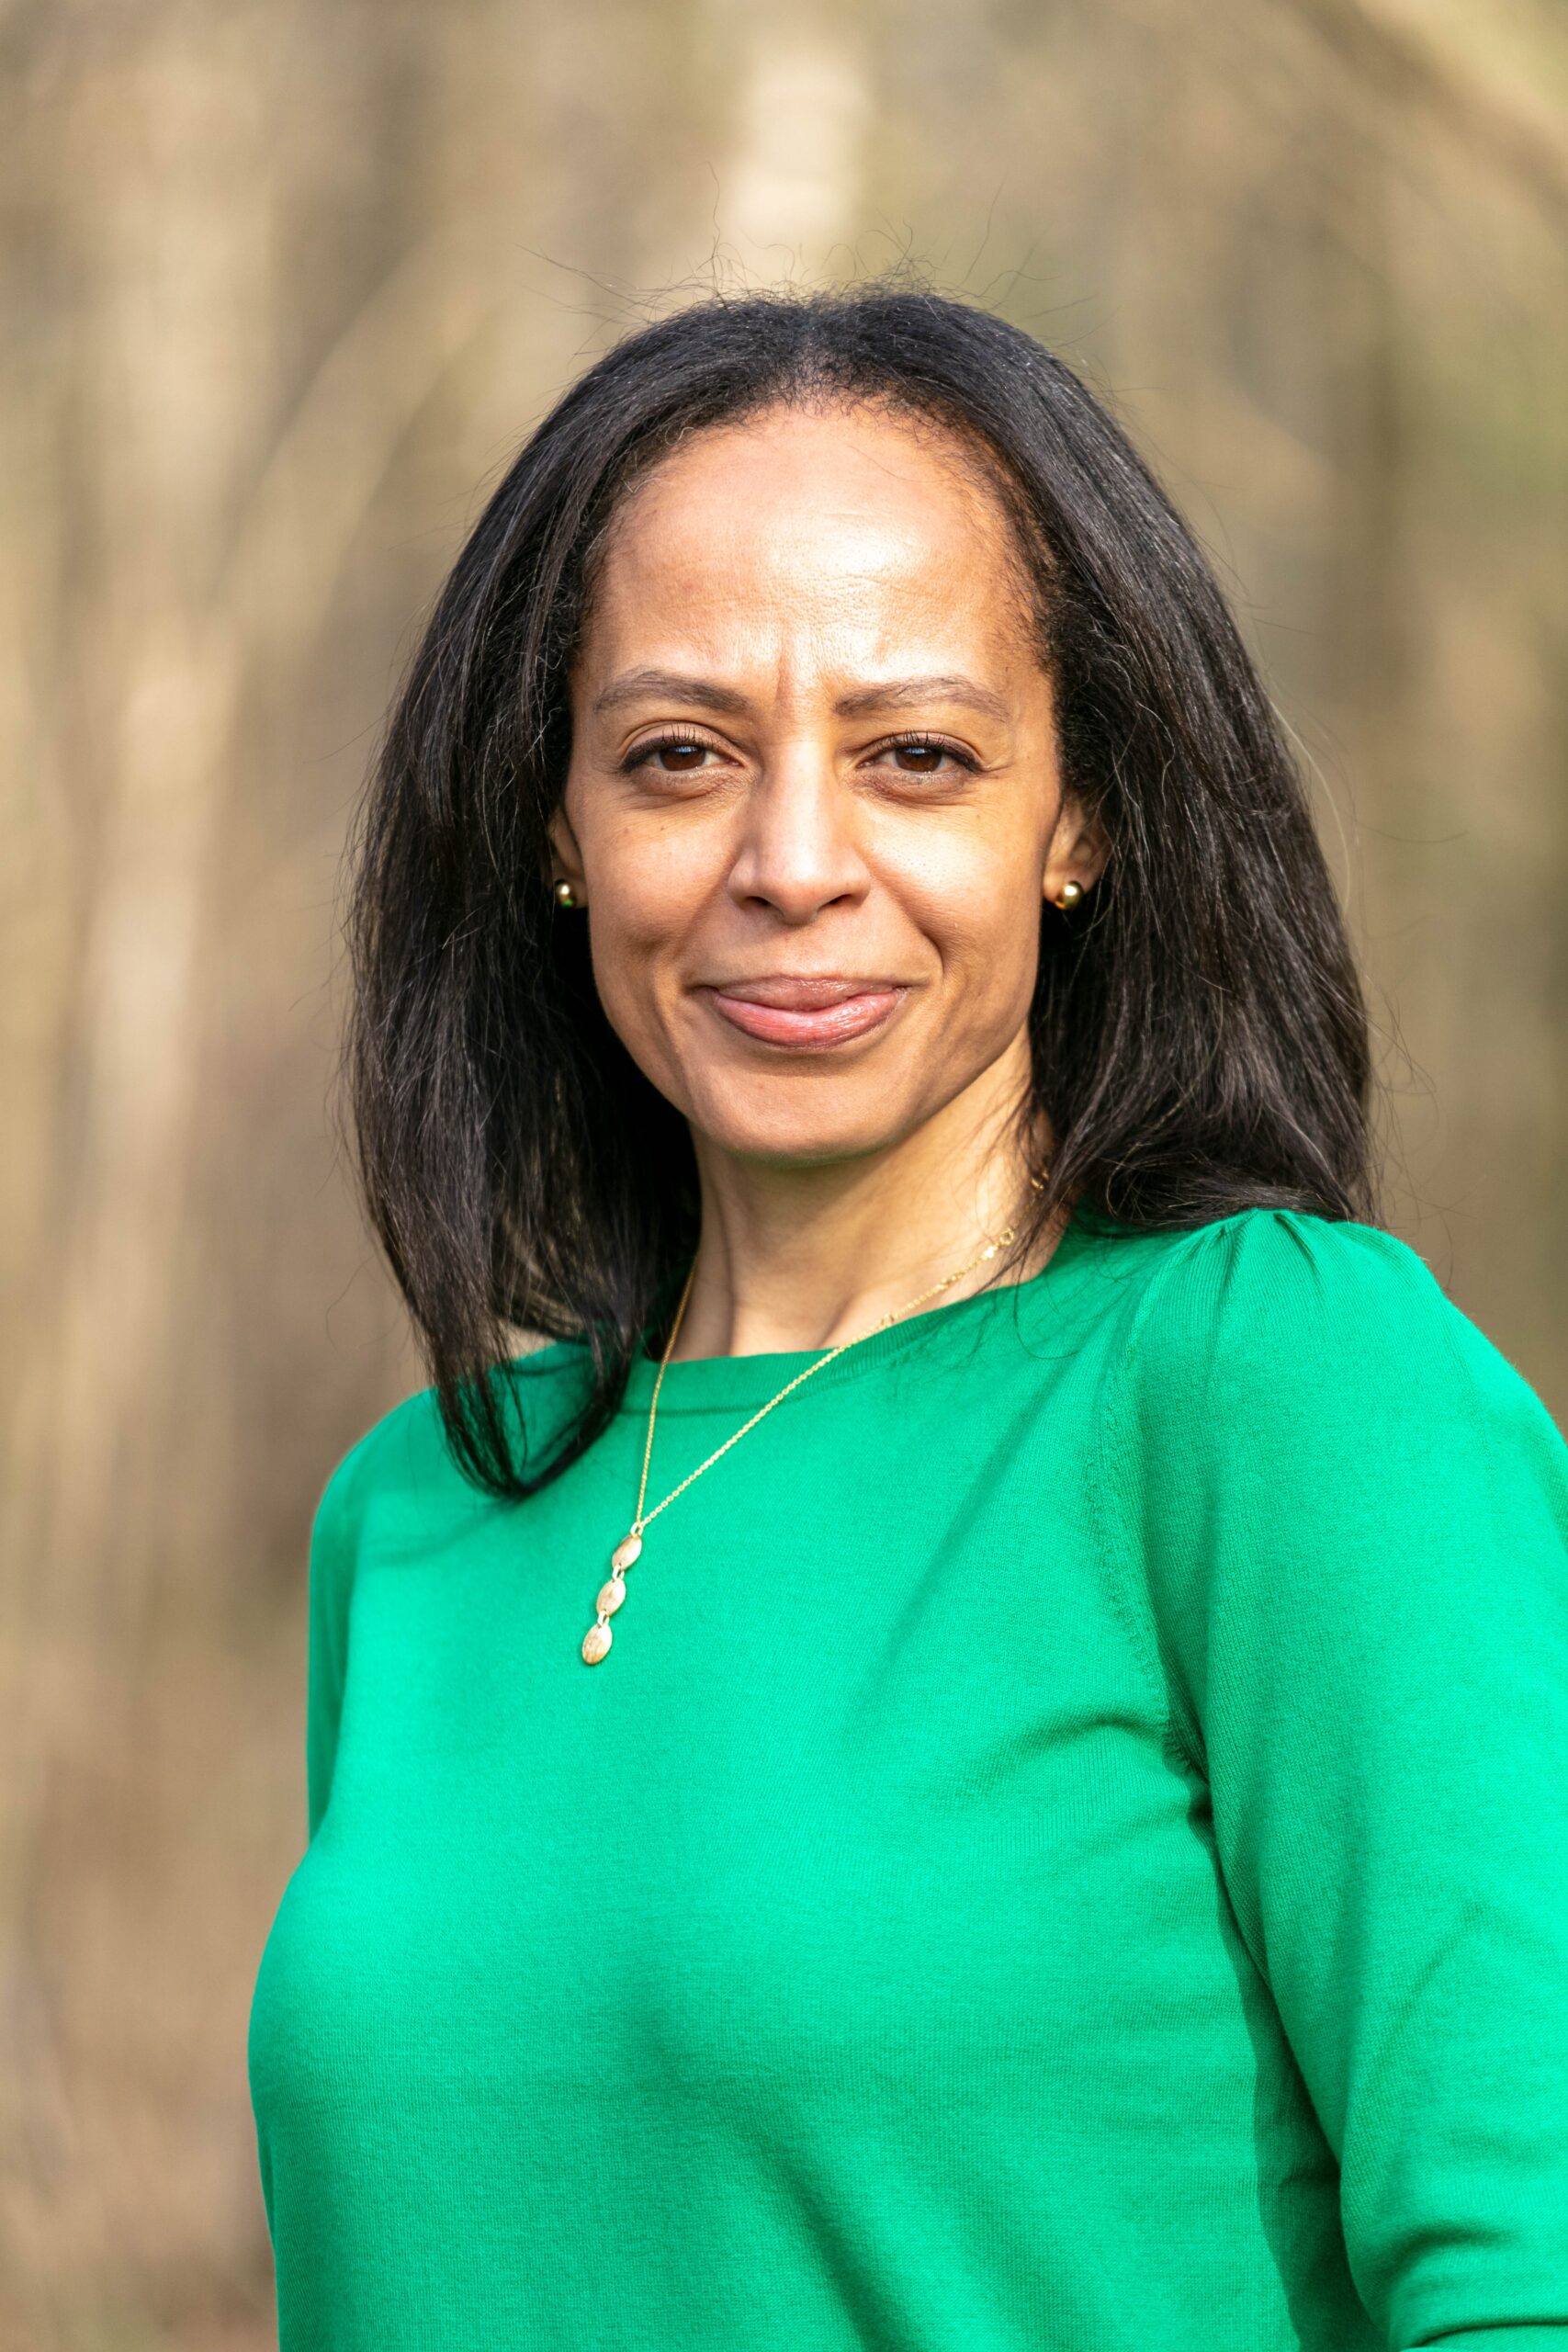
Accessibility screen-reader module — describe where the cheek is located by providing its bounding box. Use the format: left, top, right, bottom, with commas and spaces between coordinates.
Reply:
576, 825, 706, 1078
884, 823, 1046, 1005
601, 823, 716, 953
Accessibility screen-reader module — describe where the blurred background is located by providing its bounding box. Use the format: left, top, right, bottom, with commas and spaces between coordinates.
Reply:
2, 0, 1565, 2342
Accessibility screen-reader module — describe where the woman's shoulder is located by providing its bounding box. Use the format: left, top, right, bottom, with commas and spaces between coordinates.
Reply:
1103, 1204, 1557, 1450
307, 1337, 592, 1558
305, 1386, 446, 1571
1120, 1204, 1444, 1350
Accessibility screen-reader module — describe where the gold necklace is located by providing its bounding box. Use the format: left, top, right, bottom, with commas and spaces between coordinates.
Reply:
580, 1190, 1042, 1665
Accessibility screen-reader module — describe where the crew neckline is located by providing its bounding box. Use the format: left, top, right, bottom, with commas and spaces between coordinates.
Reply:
506, 1198, 1107, 1417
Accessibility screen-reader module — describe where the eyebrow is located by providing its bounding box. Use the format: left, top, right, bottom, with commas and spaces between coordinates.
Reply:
593, 669, 751, 718
591, 667, 1012, 723
838, 675, 1012, 722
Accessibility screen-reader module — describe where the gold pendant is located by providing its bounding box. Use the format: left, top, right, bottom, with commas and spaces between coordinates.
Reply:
581, 1532, 641, 1663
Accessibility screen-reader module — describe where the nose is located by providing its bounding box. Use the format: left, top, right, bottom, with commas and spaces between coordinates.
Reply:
725, 747, 871, 925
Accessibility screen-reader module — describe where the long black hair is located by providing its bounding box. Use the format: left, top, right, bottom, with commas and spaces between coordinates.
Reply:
344, 281, 1376, 1498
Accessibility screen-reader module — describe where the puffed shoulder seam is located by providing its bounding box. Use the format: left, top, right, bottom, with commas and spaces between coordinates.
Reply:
1118, 1206, 1440, 1390
1127, 1207, 1533, 1428
1087, 1216, 1249, 1783
1086, 1208, 1416, 1782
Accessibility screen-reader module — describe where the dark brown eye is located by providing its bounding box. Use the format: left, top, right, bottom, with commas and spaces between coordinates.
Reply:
880, 736, 974, 775
651, 741, 709, 770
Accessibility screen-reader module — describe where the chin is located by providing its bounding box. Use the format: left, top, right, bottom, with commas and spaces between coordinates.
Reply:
681, 1073, 930, 1168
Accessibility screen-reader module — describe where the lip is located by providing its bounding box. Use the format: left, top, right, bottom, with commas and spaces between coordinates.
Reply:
699, 976, 909, 1050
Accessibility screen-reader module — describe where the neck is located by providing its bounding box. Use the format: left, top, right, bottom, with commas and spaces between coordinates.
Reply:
667, 1035, 1062, 1362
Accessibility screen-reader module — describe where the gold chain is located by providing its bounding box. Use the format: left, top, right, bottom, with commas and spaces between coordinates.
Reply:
579, 1182, 1043, 1664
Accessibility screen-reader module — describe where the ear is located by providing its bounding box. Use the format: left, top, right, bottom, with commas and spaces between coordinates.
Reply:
1042, 797, 1111, 909
545, 802, 587, 899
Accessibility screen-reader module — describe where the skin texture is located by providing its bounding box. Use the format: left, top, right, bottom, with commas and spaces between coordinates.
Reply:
550, 401, 1108, 1361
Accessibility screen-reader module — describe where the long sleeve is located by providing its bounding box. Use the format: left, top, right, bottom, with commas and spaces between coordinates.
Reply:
1108, 1208, 1568, 2349
303, 1435, 372, 1844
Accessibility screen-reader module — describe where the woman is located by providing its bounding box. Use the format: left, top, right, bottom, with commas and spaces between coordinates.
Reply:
247, 286, 1568, 2350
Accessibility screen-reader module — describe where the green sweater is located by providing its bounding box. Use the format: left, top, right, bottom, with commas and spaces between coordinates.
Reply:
247, 1204, 1568, 2350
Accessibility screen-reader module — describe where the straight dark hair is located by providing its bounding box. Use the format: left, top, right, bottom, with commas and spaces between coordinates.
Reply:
345, 281, 1376, 1498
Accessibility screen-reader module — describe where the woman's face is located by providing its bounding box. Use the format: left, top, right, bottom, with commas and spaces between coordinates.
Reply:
553, 401, 1103, 1168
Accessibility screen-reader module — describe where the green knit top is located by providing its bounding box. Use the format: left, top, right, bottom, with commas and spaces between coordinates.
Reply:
247, 1204, 1568, 2350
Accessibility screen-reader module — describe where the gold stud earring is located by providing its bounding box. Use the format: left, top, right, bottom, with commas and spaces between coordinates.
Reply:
1055, 878, 1084, 909
554, 879, 581, 909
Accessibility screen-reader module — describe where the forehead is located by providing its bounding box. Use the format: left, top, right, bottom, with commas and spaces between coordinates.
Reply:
581, 403, 1036, 666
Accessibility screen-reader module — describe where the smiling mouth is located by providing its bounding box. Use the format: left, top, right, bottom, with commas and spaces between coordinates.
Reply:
700, 977, 909, 1049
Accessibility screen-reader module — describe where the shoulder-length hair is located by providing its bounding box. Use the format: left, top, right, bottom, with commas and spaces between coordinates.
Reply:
344, 281, 1376, 1498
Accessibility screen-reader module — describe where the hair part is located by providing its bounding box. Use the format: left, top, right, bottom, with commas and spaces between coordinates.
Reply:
344, 280, 1377, 1498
